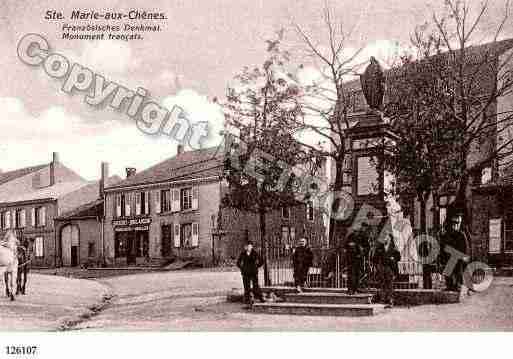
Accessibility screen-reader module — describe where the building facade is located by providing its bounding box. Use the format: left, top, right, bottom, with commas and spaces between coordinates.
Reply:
0, 154, 116, 267
54, 199, 104, 267
328, 39, 513, 269
103, 146, 326, 266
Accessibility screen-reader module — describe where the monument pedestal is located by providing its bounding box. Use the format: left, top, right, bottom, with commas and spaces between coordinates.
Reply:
333, 110, 399, 241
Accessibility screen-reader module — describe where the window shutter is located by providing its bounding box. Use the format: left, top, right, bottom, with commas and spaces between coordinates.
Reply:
116, 195, 122, 217
192, 222, 199, 247
40, 207, 46, 226
145, 191, 150, 214
135, 192, 141, 215
31, 208, 36, 226
155, 190, 161, 214
5, 211, 10, 229
171, 189, 180, 212
35, 237, 44, 257
125, 193, 131, 216
192, 187, 199, 210
173, 223, 181, 247
20, 209, 26, 228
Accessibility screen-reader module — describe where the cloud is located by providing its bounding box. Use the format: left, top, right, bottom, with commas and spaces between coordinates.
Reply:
0, 97, 181, 180
161, 89, 225, 148
59, 40, 142, 90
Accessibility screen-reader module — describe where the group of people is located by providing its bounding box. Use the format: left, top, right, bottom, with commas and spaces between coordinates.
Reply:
236, 215, 469, 308
235, 238, 314, 304
335, 222, 401, 307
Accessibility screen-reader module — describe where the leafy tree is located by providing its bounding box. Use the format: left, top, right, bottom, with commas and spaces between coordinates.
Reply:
385, 0, 513, 253
221, 31, 314, 284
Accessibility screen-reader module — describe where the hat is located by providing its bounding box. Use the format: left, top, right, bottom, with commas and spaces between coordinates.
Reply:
245, 240, 254, 246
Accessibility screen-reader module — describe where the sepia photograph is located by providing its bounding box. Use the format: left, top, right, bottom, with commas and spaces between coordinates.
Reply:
0, 0, 512, 356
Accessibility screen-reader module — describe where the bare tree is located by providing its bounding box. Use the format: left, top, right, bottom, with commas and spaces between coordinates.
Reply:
287, 3, 368, 245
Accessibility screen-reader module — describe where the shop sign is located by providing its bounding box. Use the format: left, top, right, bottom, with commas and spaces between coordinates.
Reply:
115, 225, 149, 232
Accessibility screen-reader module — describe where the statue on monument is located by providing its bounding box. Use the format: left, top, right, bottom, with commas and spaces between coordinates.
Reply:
360, 56, 385, 110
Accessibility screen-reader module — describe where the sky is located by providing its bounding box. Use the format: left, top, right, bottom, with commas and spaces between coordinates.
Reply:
0, 0, 511, 180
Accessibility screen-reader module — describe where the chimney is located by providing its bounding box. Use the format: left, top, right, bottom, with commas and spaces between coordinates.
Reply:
99, 162, 109, 198
50, 152, 59, 186
125, 167, 137, 179
177, 144, 184, 155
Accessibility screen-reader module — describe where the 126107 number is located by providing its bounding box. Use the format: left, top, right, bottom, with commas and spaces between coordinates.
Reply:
5, 346, 38, 355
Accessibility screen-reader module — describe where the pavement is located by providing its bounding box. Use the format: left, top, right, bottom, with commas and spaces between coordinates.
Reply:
2, 270, 513, 331
0, 274, 110, 331
80, 271, 513, 331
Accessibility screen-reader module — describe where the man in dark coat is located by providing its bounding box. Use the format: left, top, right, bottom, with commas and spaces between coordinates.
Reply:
439, 216, 469, 292
16, 238, 31, 295
344, 224, 369, 295
373, 234, 401, 307
237, 241, 265, 304
292, 238, 314, 292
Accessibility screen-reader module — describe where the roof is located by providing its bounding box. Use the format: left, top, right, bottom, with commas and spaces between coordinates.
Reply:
106, 146, 224, 189
0, 181, 91, 204
56, 198, 103, 220
345, 38, 513, 95
0, 164, 47, 186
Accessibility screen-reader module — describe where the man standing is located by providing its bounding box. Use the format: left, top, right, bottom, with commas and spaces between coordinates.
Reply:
237, 241, 265, 304
292, 238, 314, 293
344, 226, 366, 295
440, 216, 469, 292
373, 234, 401, 308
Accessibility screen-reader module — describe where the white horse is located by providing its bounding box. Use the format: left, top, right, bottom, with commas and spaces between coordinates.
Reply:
0, 230, 18, 301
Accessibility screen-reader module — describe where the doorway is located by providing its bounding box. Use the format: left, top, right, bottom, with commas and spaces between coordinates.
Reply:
127, 231, 137, 265
61, 224, 79, 266
71, 246, 78, 266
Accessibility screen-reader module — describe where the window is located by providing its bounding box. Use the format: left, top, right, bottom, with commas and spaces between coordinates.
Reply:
15, 209, 25, 228
139, 191, 149, 215
35, 237, 44, 258
0, 212, 5, 229
4, 211, 11, 229
178, 222, 199, 248
115, 195, 121, 217
489, 219, 502, 254
88, 242, 96, 257
35, 207, 46, 227
120, 194, 126, 217
306, 201, 314, 221
161, 189, 171, 212
180, 187, 192, 211
281, 206, 290, 219
180, 223, 193, 248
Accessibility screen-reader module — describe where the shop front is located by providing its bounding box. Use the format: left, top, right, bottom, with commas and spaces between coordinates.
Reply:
113, 217, 151, 265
